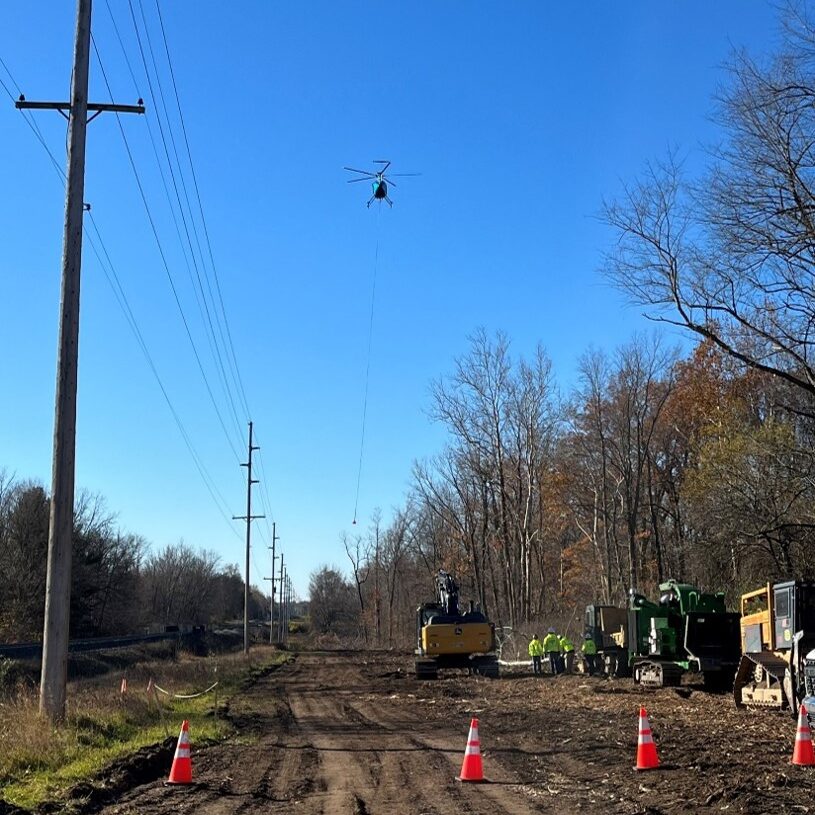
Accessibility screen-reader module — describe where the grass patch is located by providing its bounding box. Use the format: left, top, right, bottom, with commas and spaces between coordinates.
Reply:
0, 645, 287, 809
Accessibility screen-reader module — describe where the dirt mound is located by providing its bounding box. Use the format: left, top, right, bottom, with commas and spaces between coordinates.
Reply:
35, 738, 176, 815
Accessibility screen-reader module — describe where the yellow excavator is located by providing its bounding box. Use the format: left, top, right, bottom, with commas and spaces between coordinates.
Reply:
414, 570, 499, 679
733, 580, 815, 713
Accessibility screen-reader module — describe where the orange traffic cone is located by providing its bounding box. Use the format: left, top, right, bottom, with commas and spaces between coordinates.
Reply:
459, 717, 486, 782
120, 677, 127, 695
167, 720, 193, 784
792, 704, 815, 766
635, 707, 659, 770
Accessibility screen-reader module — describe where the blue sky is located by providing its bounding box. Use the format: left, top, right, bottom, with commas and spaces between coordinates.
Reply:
0, 2, 782, 598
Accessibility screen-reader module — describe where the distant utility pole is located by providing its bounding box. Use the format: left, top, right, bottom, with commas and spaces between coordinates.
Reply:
266, 522, 279, 644
289, 576, 294, 641
277, 553, 285, 643
18, 0, 144, 723
282, 571, 287, 647
285, 575, 292, 646
263, 569, 276, 644
233, 421, 264, 655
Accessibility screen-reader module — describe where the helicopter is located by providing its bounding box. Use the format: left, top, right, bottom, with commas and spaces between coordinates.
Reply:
344, 160, 419, 207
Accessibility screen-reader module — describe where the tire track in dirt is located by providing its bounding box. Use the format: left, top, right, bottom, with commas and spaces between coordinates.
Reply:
342, 688, 538, 815
87, 652, 551, 814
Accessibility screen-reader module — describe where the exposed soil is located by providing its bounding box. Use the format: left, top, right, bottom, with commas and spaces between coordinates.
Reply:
58, 650, 815, 814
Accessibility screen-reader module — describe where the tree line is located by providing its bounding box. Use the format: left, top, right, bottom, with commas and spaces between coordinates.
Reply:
310, 5, 815, 646
0, 473, 267, 642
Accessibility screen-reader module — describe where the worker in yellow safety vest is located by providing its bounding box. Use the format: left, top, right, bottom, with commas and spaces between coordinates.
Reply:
559, 634, 575, 674
528, 634, 544, 675
542, 628, 562, 675
581, 633, 599, 676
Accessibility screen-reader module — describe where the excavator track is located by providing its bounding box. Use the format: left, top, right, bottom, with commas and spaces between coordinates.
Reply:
470, 655, 500, 678
414, 659, 438, 680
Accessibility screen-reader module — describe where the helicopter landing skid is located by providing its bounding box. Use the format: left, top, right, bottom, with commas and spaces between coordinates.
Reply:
367, 195, 393, 208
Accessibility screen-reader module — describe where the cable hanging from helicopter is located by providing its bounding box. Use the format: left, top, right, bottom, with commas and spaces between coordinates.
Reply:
344, 160, 419, 525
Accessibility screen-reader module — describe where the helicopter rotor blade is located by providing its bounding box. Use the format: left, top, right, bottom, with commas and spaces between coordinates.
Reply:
347, 177, 371, 183
344, 166, 377, 177
389, 173, 422, 177
374, 160, 391, 172
383, 178, 397, 188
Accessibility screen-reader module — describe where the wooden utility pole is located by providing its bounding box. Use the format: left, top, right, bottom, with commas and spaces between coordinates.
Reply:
267, 522, 279, 644
277, 553, 285, 643
263, 566, 276, 644
283, 574, 291, 646
19, 0, 144, 722
285, 575, 291, 646
233, 422, 263, 654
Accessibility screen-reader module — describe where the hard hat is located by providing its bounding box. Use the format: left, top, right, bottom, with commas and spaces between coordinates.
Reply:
547, 627, 555, 633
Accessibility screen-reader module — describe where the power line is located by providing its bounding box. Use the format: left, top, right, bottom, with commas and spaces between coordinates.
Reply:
89, 18, 280, 548
103, 0, 142, 93
85, 215, 242, 538
143, 4, 278, 535
0, 58, 67, 183
107, 7, 275, 538
153, 0, 252, 421
98, 2, 280, 555
91, 33, 244, 464
9, 31, 278, 548
150, 2, 272, 545
2, 51, 242, 541
253, 439, 278, 543
128, 0, 245, 444
108, 48, 240, 448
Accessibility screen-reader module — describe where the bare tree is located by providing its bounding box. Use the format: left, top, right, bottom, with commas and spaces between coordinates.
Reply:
343, 528, 370, 642
603, 8, 815, 411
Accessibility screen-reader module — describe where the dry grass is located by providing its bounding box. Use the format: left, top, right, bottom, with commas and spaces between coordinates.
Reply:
0, 644, 285, 809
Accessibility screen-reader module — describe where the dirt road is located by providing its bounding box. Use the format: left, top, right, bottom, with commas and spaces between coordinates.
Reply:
91, 650, 815, 815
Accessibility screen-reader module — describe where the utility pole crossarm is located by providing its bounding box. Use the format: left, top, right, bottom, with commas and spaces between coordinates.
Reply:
16, 98, 145, 119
